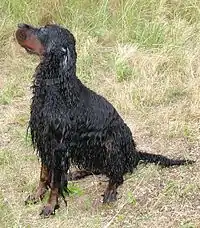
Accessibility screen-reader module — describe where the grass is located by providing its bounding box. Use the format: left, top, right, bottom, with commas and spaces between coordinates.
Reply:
0, 0, 200, 227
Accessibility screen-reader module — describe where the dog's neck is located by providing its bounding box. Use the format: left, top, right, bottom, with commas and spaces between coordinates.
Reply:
36, 48, 76, 79
32, 50, 82, 104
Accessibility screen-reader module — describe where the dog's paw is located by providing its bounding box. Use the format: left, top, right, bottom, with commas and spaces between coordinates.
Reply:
102, 190, 117, 203
40, 204, 59, 217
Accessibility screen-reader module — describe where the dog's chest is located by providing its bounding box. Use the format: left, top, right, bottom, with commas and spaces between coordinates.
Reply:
30, 89, 83, 141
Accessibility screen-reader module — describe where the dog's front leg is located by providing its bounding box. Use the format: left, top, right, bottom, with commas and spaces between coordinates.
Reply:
25, 164, 49, 204
40, 168, 61, 217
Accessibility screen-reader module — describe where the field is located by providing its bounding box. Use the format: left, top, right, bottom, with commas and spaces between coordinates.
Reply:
0, 0, 200, 227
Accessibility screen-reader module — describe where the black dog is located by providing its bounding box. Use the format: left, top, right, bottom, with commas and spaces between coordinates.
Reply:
16, 24, 194, 217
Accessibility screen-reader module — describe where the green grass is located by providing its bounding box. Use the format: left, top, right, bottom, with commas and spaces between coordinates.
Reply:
0, 0, 200, 227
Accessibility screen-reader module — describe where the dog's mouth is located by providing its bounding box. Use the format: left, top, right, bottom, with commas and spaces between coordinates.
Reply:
24, 46, 35, 54
16, 23, 44, 55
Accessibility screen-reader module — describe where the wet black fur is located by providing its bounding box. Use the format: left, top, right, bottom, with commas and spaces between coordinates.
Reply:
27, 24, 193, 198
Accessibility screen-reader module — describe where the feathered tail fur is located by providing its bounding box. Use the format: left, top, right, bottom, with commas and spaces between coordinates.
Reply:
138, 151, 195, 167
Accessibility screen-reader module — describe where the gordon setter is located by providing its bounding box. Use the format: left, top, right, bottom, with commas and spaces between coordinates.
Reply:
15, 23, 194, 217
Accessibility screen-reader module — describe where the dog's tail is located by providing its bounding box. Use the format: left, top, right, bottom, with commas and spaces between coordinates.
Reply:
138, 151, 195, 167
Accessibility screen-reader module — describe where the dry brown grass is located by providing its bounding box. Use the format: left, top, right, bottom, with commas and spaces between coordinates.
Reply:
1, 0, 200, 227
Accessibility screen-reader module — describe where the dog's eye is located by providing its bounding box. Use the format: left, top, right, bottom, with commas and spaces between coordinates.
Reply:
38, 27, 46, 33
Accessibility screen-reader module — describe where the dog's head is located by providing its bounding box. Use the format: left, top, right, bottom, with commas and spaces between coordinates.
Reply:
16, 23, 76, 57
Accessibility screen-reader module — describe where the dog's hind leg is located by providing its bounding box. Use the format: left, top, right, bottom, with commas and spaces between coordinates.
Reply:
68, 169, 101, 181
25, 164, 49, 205
103, 176, 124, 203
102, 141, 125, 203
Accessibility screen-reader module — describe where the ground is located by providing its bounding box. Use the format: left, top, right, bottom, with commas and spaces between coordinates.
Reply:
0, 0, 200, 227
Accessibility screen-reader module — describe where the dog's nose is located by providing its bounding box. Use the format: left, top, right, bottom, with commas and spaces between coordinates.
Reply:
18, 23, 30, 29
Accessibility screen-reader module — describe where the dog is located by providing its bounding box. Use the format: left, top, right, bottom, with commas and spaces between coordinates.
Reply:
15, 23, 194, 217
